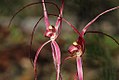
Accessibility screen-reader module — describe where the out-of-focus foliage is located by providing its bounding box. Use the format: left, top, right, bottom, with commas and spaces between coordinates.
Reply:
0, 0, 24, 16
65, 0, 119, 20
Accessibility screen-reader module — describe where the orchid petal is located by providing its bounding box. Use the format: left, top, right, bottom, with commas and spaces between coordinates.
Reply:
63, 18, 81, 35
52, 41, 61, 65
76, 57, 83, 80
43, 13, 81, 35
81, 6, 119, 36
60, 0, 64, 16
42, 0, 50, 29
33, 40, 51, 80
55, 0, 64, 30
51, 42, 57, 68
55, 16, 62, 31
52, 41, 61, 80
51, 42, 63, 80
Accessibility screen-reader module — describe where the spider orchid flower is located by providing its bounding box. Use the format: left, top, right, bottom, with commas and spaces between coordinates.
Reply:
7, 1, 63, 80
33, 0, 64, 80
67, 6, 119, 80
7, 0, 61, 67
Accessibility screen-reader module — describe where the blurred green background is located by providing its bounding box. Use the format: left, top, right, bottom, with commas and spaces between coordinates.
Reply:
0, 0, 119, 80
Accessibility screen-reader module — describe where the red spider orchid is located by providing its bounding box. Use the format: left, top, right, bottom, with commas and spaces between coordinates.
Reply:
8, 0, 64, 80
7, 1, 60, 65
65, 6, 119, 80
8, 0, 119, 80
33, 0, 64, 80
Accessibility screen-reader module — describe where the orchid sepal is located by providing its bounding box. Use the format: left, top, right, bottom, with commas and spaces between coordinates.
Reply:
33, 40, 52, 80
76, 56, 83, 80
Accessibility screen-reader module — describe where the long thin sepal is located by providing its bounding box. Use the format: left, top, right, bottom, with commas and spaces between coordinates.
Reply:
44, 13, 81, 35
60, 0, 64, 16
55, 0, 64, 30
33, 40, 51, 80
81, 6, 119, 36
62, 18, 81, 35
42, 0, 50, 29
52, 41, 61, 80
76, 57, 83, 80
51, 42, 57, 68
51, 42, 63, 80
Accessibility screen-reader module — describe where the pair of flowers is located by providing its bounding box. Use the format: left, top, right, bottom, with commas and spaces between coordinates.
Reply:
8, 0, 119, 80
